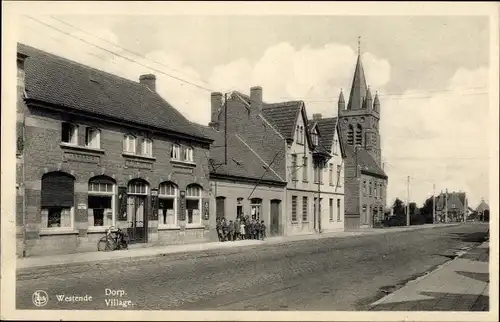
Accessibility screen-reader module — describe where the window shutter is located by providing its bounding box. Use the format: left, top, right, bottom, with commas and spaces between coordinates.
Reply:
41, 173, 74, 207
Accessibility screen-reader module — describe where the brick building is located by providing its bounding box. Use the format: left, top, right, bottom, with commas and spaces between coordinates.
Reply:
337, 52, 388, 229
200, 86, 346, 237
16, 43, 214, 257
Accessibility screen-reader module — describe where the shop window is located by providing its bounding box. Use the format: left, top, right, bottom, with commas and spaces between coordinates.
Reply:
41, 171, 75, 230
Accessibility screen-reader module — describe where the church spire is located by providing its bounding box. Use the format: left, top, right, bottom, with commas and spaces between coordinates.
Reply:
347, 37, 368, 110
338, 88, 345, 112
373, 91, 380, 112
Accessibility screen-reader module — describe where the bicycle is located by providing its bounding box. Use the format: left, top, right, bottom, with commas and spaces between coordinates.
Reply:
97, 227, 129, 251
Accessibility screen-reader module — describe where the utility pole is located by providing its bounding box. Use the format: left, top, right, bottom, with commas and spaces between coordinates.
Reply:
224, 92, 228, 165
432, 184, 436, 224
406, 176, 410, 226
444, 188, 448, 223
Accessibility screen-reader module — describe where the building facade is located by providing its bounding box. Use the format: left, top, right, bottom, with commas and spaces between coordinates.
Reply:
201, 86, 346, 237
337, 53, 389, 229
16, 43, 214, 257
435, 190, 469, 223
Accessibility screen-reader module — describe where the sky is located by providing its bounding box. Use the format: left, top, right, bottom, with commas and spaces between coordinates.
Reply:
16, 13, 492, 208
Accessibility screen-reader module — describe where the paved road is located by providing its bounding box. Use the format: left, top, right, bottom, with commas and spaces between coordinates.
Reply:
16, 223, 489, 311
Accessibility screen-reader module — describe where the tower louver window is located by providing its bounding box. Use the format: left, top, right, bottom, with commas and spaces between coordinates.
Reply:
355, 124, 363, 146
347, 125, 354, 145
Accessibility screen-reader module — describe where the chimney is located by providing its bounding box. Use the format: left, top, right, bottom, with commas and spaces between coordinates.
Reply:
210, 92, 223, 130
139, 74, 156, 92
313, 113, 322, 121
250, 86, 263, 112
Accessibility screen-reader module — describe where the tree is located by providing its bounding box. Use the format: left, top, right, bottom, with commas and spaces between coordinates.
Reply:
419, 196, 435, 223
393, 198, 406, 216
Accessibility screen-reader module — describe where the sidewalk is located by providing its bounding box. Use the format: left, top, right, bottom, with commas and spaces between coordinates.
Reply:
369, 240, 490, 311
17, 223, 460, 270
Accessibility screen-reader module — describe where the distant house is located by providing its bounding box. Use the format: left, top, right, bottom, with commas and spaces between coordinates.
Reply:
475, 199, 490, 222
435, 191, 469, 223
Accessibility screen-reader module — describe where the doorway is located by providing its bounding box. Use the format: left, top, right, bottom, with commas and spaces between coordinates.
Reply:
216, 196, 225, 219
270, 199, 281, 236
126, 195, 148, 244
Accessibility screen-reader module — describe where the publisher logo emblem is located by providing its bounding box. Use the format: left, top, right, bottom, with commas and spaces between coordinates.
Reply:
32, 290, 48, 307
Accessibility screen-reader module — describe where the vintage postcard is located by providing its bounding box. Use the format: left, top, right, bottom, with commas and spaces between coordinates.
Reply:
1, 1, 498, 321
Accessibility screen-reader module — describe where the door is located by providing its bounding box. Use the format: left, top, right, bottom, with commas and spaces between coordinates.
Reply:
270, 199, 281, 236
127, 195, 147, 243
216, 197, 225, 219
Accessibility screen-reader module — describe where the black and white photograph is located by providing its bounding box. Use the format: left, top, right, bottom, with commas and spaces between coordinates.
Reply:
1, 1, 498, 321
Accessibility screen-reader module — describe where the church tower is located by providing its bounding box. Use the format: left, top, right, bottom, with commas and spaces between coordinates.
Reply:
337, 40, 382, 165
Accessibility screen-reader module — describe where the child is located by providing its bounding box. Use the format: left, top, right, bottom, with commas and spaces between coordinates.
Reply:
235, 218, 241, 240
228, 220, 235, 241
221, 218, 229, 242
240, 220, 246, 240
216, 218, 223, 242
259, 220, 266, 240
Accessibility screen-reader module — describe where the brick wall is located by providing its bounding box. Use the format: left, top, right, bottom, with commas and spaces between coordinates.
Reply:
20, 104, 211, 256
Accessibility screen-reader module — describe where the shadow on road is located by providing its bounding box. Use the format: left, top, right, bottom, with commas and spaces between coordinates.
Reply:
455, 271, 489, 284
448, 231, 488, 243
370, 291, 489, 311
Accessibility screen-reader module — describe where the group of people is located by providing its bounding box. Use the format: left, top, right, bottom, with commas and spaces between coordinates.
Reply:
216, 215, 266, 242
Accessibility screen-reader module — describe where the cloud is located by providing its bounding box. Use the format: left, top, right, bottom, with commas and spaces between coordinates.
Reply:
18, 18, 489, 207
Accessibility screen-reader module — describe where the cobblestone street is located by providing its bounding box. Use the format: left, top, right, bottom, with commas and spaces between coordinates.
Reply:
16, 223, 489, 311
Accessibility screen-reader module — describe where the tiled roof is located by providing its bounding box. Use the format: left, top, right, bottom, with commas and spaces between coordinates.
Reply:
475, 200, 489, 212
435, 192, 467, 210
193, 123, 285, 184
261, 101, 302, 141
343, 144, 387, 178
314, 117, 338, 152
18, 43, 211, 143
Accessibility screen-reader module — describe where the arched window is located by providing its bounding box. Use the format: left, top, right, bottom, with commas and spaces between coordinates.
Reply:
186, 184, 203, 225
123, 134, 136, 154
347, 125, 354, 145
88, 175, 116, 229
355, 124, 363, 146
363, 181, 367, 196
374, 183, 378, 199
250, 198, 263, 221
41, 171, 75, 230
369, 181, 373, 196
158, 182, 178, 227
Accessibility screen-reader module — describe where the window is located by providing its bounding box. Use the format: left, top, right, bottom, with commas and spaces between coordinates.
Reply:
302, 197, 308, 222
355, 124, 363, 146
299, 126, 304, 144
329, 164, 334, 186
369, 182, 373, 197
142, 138, 153, 156
85, 127, 100, 149
186, 184, 202, 225
171, 144, 180, 160
302, 157, 308, 181
333, 138, 338, 155
291, 196, 298, 222
88, 176, 115, 229
337, 199, 341, 221
374, 184, 378, 199
184, 147, 194, 162
128, 181, 148, 194
123, 134, 136, 153
347, 125, 354, 145
329, 198, 334, 221
296, 126, 300, 144
159, 182, 178, 227
41, 172, 75, 230
311, 132, 318, 146
291, 154, 298, 181
363, 181, 367, 195
337, 165, 342, 187
236, 198, 244, 218
314, 164, 320, 183
61, 122, 78, 145
250, 198, 262, 221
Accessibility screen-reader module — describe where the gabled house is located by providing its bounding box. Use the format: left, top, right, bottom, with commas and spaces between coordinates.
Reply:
16, 43, 214, 257
475, 199, 490, 222
435, 190, 469, 222
204, 86, 346, 236
308, 114, 347, 232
